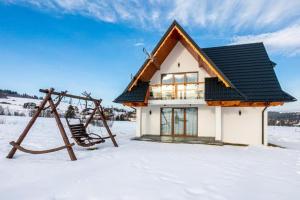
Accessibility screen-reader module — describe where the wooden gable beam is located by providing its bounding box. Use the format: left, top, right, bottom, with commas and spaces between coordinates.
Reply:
180, 38, 216, 77
128, 23, 230, 91
173, 26, 230, 87
128, 26, 178, 91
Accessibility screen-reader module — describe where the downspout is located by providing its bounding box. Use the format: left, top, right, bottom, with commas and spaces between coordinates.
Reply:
262, 104, 269, 145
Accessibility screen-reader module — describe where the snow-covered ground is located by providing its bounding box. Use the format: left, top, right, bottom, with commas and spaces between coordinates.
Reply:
0, 115, 299, 200
0, 96, 129, 118
0, 96, 72, 116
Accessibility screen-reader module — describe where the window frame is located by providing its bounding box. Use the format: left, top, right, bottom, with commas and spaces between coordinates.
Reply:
160, 72, 199, 85
160, 107, 198, 137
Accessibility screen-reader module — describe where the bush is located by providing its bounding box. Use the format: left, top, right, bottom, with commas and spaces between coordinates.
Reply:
65, 105, 76, 118
0, 106, 4, 115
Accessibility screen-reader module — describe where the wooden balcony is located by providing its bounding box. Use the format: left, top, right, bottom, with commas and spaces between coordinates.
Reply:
149, 82, 204, 100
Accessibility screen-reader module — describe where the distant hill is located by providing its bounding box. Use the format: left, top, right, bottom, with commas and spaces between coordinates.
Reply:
0, 89, 41, 99
268, 111, 300, 126
0, 91, 135, 121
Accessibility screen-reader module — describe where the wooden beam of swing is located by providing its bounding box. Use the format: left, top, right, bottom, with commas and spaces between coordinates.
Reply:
7, 88, 78, 161
95, 102, 119, 147
48, 98, 77, 161
84, 107, 97, 128
9, 141, 74, 155
7, 88, 54, 159
39, 89, 102, 103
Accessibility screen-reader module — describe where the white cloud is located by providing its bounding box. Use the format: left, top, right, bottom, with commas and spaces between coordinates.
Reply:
134, 42, 144, 47
168, 0, 300, 32
231, 24, 300, 56
4, 0, 300, 30
3, 0, 300, 56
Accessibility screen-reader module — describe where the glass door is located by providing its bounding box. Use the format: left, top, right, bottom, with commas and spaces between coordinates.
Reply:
185, 108, 197, 136
173, 108, 185, 135
161, 108, 198, 136
161, 108, 172, 135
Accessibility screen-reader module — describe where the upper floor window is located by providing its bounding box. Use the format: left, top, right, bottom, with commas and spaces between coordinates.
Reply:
161, 74, 173, 84
186, 73, 197, 83
161, 72, 198, 84
149, 72, 204, 100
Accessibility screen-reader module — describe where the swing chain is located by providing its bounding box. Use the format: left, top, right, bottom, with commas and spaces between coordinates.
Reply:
41, 90, 68, 111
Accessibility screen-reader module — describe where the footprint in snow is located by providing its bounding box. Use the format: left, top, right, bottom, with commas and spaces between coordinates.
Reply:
158, 175, 185, 185
184, 187, 207, 196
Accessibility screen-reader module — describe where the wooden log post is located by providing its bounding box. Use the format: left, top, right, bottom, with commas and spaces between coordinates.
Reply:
84, 107, 97, 128
95, 101, 118, 147
7, 88, 54, 159
48, 98, 77, 161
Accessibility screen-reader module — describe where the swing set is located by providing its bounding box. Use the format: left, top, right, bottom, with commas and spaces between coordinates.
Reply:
6, 88, 118, 161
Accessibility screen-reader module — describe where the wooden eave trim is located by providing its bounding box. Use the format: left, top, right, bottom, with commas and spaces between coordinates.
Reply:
206, 101, 284, 107
128, 26, 177, 91
122, 102, 148, 107
122, 87, 150, 108
128, 24, 231, 91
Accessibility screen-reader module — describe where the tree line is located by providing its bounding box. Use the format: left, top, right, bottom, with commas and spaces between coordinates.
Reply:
0, 89, 41, 99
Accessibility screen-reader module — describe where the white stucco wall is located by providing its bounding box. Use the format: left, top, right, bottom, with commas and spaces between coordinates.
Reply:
221, 107, 264, 145
263, 109, 268, 146
139, 105, 216, 137
150, 41, 210, 84
140, 106, 161, 136
139, 105, 266, 145
135, 107, 141, 137
198, 105, 216, 137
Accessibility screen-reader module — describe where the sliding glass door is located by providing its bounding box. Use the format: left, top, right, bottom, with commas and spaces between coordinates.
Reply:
174, 108, 184, 135
186, 108, 197, 136
161, 108, 198, 136
161, 108, 172, 135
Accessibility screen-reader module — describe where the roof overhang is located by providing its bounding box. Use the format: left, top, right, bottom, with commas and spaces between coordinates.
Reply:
206, 101, 284, 107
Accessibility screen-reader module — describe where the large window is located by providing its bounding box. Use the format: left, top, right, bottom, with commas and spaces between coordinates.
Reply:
161, 72, 198, 84
150, 72, 203, 100
161, 107, 198, 136
161, 72, 199, 100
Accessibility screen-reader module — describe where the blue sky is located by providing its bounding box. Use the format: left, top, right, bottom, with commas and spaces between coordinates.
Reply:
0, 0, 299, 111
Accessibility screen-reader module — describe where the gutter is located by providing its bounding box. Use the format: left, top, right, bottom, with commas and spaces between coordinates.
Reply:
262, 104, 269, 145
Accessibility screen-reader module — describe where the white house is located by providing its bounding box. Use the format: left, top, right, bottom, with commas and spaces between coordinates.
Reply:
115, 21, 296, 145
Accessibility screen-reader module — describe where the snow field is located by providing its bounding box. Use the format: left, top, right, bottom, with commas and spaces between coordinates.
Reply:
0, 115, 300, 200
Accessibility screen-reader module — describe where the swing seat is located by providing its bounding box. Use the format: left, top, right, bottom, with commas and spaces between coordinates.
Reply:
68, 123, 105, 147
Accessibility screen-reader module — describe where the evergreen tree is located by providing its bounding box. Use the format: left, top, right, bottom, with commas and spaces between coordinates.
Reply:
0, 106, 4, 115
65, 105, 76, 118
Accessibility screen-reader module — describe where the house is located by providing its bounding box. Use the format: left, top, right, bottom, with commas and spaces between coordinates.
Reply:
114, 21, 296, 145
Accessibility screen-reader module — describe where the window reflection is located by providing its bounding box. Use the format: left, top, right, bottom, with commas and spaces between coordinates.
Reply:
150, 72, 204, 100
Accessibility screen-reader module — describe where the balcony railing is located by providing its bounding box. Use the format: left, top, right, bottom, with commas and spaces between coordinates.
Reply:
149, 82, 204, 100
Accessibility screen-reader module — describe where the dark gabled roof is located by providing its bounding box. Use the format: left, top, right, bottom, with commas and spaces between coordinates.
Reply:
114, 81, 148, 103
205, 78, 244, 101
114, 21, 296, 104
202, 43, 296, 102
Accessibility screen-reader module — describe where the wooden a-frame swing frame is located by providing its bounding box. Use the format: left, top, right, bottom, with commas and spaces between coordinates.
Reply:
6, 88, 118, 161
